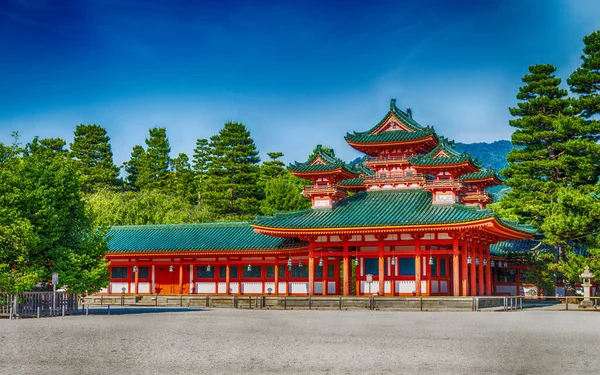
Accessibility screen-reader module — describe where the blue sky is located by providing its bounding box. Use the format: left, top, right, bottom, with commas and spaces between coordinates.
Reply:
1, 0, 599, 166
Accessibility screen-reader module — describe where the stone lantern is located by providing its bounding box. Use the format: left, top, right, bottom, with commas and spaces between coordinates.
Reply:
579, 266, 594, 309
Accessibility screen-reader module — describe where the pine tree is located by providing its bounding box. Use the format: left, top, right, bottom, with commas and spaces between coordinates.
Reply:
192, 138, 211, 208
123, 145, 145, 191
203, 122, 262, 218
168, 152, 197, 204
494, 64, 569, 226
137, 127, 171, 190
70, 124, 120, 193
260, 151, 286, 181
567, 30, 600, 119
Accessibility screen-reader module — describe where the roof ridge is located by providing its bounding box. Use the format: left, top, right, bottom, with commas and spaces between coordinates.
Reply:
110, 222, 251, 230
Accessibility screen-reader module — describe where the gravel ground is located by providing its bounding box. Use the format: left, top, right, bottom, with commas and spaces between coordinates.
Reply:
1, 308, 599, 374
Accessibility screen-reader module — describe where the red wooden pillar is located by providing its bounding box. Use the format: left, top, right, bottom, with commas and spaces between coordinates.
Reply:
322, 254, 328, 296
134, 261, 139, 294
478, 244, 484, 296
415, 236, 422, 296
461, 241, 468, 296
378, 238, 385, 296
343, 244, 350, 296
308, 240, 315, 296
452, 237, 460, 296
485, 246, 492, 295
390, 245, 396, 296
469, 244, 476, 296
179, 264, 184, 295
225, 262, 231, 295
274, 263, 279, 295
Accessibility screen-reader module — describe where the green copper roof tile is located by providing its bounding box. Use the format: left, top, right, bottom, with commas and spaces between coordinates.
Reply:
409, 139, 479, 167
338, 177, 365, 186
345, 99, 436, 144
460, 169, 504, 181
106, 222, 306, 253
352, 163, 376, 176
253, 190, 535, 234
345, 128, 435, 144
288, 144, 359, 175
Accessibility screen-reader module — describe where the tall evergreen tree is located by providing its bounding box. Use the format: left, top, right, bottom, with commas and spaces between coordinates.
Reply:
260, 151, 286, 181
70, 124, 120, 193
192, 138, 211, 208
203, 122, 262, 218
494, 64, 569, 226
567, 30, 600, 119
168, 152, 197, 204
123, 145, 145, 191
137, 127, 171, 190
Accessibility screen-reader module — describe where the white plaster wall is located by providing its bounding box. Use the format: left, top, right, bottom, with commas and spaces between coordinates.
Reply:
290, 282, 308, 294
396, 280, 415, 294
278, 282, 287, 294
314, 282, 323, 295
241, 282, 262, 294
264, 282, 276, 295
110, 282, 128, 293
217, 282, 239, 294
431, 280, 439, 293
196, 282, 216, 294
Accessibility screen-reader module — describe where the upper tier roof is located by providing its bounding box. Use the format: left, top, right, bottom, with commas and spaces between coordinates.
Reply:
106, 222, 307, 253
460, 168, 504, 182
409, 138, 480, 168
288, 144, 359, 176
345, 99, 438, 146
253, 189, 535, 237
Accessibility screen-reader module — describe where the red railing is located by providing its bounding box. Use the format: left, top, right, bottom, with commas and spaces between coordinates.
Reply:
363, 174, 425, 184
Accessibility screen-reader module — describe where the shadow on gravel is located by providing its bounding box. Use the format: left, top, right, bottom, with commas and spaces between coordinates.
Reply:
85, 307, 205, 315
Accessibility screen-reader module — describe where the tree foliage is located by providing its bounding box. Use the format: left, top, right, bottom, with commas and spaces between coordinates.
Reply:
260, 174, 311, 216
203, 122, 262, 219
70, 124, 120, 193
0, 136, 109, 294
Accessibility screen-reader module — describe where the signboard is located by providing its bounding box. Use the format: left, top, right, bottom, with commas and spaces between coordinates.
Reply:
366, 274, 373, 283
52, 272, 58, 285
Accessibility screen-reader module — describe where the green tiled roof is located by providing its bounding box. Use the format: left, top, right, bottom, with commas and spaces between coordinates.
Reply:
345, 99, 436, 144
254, 189, 535, 234
460, 169, 504, 182
490, 240, 588, 257
106, 223, 306, 253
409, 139, 479, 167
338, 177, 365, 186
288, 145, 358, 175
345, 128, 435, 144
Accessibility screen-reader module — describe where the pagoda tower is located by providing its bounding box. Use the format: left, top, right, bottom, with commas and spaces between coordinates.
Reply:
288, 145, 359, 209
340, 98, 501, 207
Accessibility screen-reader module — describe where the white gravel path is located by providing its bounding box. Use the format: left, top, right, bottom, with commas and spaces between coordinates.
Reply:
1, 308, 599, 374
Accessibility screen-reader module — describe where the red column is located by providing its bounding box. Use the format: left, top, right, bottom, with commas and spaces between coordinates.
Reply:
378, 238, 385, 296
179, 264, 184, 295
485, 246, 492, 295
390, 246, 396, 296
225, 262, 231, 295
274, 263, 279, 295
452, 237, 460, 296
415, 236, 422, 296
322, 254, 328, 296
478, 244, 484, 296
470, 244, 476, 296
134, 261, 139, 294
343, 244, 350, 296
308, 240, 315, 296
461, 241, 468, 296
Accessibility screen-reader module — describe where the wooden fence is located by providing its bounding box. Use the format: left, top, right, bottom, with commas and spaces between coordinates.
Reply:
1, 292, 78, 319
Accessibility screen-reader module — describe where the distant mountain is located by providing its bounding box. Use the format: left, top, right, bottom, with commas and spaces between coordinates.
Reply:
454, 140, 513, 173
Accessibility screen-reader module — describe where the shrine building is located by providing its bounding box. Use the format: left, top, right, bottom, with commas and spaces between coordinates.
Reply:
103, 99, 535, 297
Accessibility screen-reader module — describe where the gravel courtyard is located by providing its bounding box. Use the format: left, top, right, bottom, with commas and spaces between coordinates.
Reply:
1, 308, 599, 374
